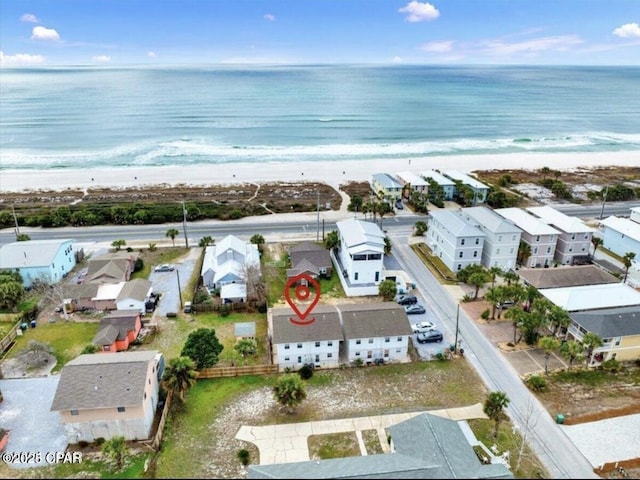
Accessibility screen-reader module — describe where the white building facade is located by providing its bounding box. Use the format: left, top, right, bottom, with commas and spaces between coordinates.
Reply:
335, 219, 385, 288
600, 216, 640, 259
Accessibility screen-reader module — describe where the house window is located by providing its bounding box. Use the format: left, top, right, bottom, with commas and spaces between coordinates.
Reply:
70, 410, 79, 416
496, 248, 500, 255
284, 356, 290, 362
315, 341, 320, 348
367, 351, 372, 359
547, 247, 552, 254
284, 344, 290, 350
355, 352, 361, 356
459, 251, 463, 258
461, 239, 465, 246
117, 406, 126, 413
297, 343, 302, 349
510, 248, 514, 254
473, 251, 478, 257
328, 341, 333, 347
475, 238, 479, 245
144, 392, 147, 400
498, 235, 502, 242
397, 336, 402, 342
104, 345, 110, 351
549, 235, 554, 242
384, 337, 390, 343
368, 254, 382, 260
512, 235, 516, 241
297, 356, 302, 363
356, 339, 361, 345
353, 254, 367, 261
384, 350, 389, 357
534, 247, 538, 254
368, 338, 374, 344
457, 264, 462, 271
375, 272, 380, 282
315, 354, 320, 363
571, 233, 576, 240
396, 349, 401, 353
327, 353, 333, 358
354, 272, 359, 281
536, 235, 541, 242
615, 337, 621, 346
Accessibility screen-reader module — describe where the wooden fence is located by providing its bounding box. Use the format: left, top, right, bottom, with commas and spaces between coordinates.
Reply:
197, 364, 278, 379
0, 321, 22, 359
145, 390, 173, 452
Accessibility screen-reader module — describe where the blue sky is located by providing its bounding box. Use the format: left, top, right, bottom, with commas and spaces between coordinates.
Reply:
1, 0, 639, 66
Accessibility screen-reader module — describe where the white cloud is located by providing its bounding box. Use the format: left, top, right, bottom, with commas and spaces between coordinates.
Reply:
91, 55, 111, 63
392, 56, 403, 63
0, 51, 45, 66
148, 51, 157, 58
613, 23, 640, 39
21, 13, 39, 23
264, 13, 275, 21
419, 40, 454, 53
480, 35, 583, 56
31, 26, 60, 41
398, 1, 439, 23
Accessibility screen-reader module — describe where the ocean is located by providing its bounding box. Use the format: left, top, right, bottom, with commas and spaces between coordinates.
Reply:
1, 65, 639, 171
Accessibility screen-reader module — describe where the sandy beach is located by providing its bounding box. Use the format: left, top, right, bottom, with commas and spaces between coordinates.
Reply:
1, 151, 638, 193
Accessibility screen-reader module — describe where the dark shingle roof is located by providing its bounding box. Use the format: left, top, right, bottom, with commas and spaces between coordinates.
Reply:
340, 302, 413, 339
94, 312, 139, 343
271, 304, 343, 344
93, 324, 120, 346
518, 265, 619, 289
570, 306, 640, 338
50, 350, 159, 411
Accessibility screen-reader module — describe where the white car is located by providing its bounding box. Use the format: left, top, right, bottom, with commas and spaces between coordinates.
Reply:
411, 321, 436, 333
154, 264, 175, 272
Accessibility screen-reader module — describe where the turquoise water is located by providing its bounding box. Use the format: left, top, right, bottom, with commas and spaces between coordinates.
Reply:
1, 65, 639, 171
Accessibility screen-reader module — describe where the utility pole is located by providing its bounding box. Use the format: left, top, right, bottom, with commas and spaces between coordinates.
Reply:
454, 303, 460, 355
176, 269, 183, 309
316, 190, 320, 243
322, 219, 325, 242
182, 200, 189, 248
599, 185, 609, 220
12, 205, 20, 239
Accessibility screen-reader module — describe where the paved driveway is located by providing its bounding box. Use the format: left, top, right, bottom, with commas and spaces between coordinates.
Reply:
149, 248, 201, 316
0, 377, 67, 469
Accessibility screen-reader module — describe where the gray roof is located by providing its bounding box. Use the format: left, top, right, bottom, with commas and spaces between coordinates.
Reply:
0, 239, 73, 269
249, 413, 513, 479
441, 169, 489, 190
116, 278, 152, 302
429, 210, 486, 238
570, 306, 640, 338
87, 258, 129, 282
372, 173, 402, 189
420, 170, 456, 187
287, 259, 320, 278
94, 312, 140, 344
290, 241, 325, 253
290, 244, 332, 273
340, 302, 413, 339
93, 324, 120, 346
462, 206, 522, 235
271, 304, 343, 344
235, 321, 256, 337
50, 350, 160, 411
518, 265, 620, 289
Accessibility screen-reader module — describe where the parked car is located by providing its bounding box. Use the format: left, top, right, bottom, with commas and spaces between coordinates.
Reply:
411, 321, 436, 333
395, 200, 404, 210
154, 264, 175, 272
404, 304, 426, 315
496, 300, 516, 310
416, 330, 444, 343
183, 301, 192, 313
395, 294, 417, 305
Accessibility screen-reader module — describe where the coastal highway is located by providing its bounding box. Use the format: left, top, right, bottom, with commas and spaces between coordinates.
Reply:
0, 200, 636, 247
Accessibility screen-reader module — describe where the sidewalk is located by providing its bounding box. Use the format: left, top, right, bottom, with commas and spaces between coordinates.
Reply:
235, 403, 487, 465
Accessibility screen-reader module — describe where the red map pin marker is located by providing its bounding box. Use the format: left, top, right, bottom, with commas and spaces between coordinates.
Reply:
284, 273, 321, 325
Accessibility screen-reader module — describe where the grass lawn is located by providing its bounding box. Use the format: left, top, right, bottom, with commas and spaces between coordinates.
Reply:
130, 246, 193, 280
411, 243, 458, 284
308, 432, 360, 460
6, 320, 100, 373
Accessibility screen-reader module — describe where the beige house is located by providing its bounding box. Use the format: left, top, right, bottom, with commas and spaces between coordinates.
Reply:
86, 251, 137, 284
50, 350, 164, 443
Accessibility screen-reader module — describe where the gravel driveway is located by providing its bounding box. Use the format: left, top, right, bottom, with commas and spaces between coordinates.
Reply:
150, 248, 201, 316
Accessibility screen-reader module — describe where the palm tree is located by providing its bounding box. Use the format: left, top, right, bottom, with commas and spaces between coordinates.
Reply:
517, 241, 532, 267
503, 270, 519, 286
484, 286, 502, 320
102, 436, 129, 471
488, 266, 503, 288
505, 307, 527, 344
547, 304, 570, 336
538, 336, 560, 375
162, 356, 197, 401
111, 239, 126, 251
468, 271, 490, 300
414, 220, 427, 236
581, 332, 604, 367
166, 228, 180, 247
273, 374, 307, 413
250, 233, 265, 252
199, 235, 214, 247
590, 237, 603, 258
560, 340, 584, 370
540, 166, 551, 181
483, 391, 510, 438
622, 252, 636, 283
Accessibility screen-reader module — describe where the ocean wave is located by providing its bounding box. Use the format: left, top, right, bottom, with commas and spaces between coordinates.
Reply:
1, 132, 639, 170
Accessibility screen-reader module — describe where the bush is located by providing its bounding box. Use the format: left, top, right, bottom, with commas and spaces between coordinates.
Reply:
298, 364, 314, 380
527, 375, 547, 392
461, 294, 473, 303
480, 309, 490, 320
352, 358, 364, 367
95, 437, 106, 446
601, 358, 621, 372
81, 344, 99, 354
219, 304, 231, 317
78, 441, 89, 449
237, 449, 250, 466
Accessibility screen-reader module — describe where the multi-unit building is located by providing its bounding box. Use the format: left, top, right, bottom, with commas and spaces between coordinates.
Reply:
441, 169, 490, 205
460, 206, 522, 271
0, 239, 76, 288
334, 219, 385, 296
370, 173, 403, 201
420, 170, 456, 201
526, 206, 594, 265
426, 209, 485, 273
495, 208, 560, 268
600, 215, 640, 259
395, 171, 429, 198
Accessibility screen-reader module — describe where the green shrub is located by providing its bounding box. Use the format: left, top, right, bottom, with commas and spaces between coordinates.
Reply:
298, 364, 314, 380
81, 344, 99, 354
352, 358, 364, 367
237, 449, 250, 466
461, 294, 473, 303
601, 359, 621, 372
480, 309, 490, 320
219, 304, 231, 317
95, 437, 106, 446
527, 375, 547, 392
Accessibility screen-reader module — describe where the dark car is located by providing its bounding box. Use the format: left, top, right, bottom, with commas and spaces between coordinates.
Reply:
396, 294, 417, 305
395, 200, 404, 210
404, 304, 426, 315
416, 330, 444, 343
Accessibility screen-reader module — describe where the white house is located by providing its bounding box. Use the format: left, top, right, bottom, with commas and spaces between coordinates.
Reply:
420, 170, 456, 201
340, 302, 413, 365
200, 234, 260, 300
426, 209, 485, 273
539, 283, 640, 312
461, 206, 522, 271
0, 239, 76, 288
269, 304, 343, 372
600, 216, 640, 259
495, 208, 560, 268
630, 206, 640, 224
334, 219, 385, 296
115, 278, 153, 314
526, 206, 594, 265
441, 169, 490, 205
395, 171, 429, 198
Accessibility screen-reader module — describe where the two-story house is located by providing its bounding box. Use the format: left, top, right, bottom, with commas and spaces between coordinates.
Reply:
50, 350, 164, 443
93, 309, 143, 352
334, 219, 385, 296
395, 171, 429, 199
420, 170, 456, 201
269, 304, 343, 372
495, 208, 560, 268
0, 239, 76, 288
370, 173, 402, 202
340, 302, 413, 365
426, 210, 485, 273
461, 206, 522, 271
600, 215, 640, 260
526, 206, 594, 265
441, 169, 489, 205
